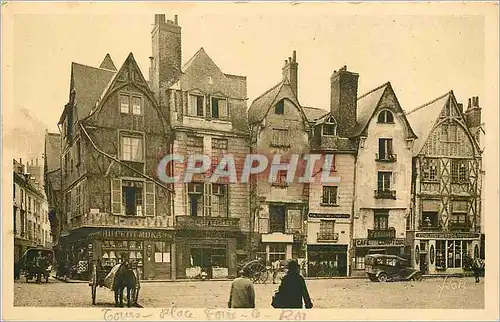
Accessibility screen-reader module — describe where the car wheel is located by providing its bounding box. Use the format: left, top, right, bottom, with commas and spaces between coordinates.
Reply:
377, 273, 388, 282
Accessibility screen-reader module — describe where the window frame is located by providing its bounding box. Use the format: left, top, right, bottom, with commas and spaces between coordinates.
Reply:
119, 131, 145, 162
274, 99, 285, 115
322, 117, 337, 136
377, 110, 394, 124
119, 92, 144, 116
374, 211, 389, 230
188, 94, 205, 117
210, 96, 229, 120
271, 128, 290, 148
321, 186, 338, 206
377, 171, 392, 191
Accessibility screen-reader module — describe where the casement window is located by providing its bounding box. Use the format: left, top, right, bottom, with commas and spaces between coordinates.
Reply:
377, 110, 394, 123
111, 179, 155, 216
322, 186, 338, 205
211, 184, 228, 217
451, 160, 468, 183
355, 256, 365, 270
322, 117, 337, 136
120, 134, 144, 162
275, 99, 284, 115
319, 220, 335, 237
271, 129, 290, 147
273, 170, 288, 186
422, 158, 439, 182
374, 211, 389, 230
440, 123, 458, 142
186, 183, 228, 217
211, 97, 228, 119
188, 94, 205, 117
378, 138, 394, 160
211, 138, 228, 168
187, 183, 204, 217
269, 205, 286, 233
422, 211, 438, 228
377, 172, 392, 191
120, 93, 143, 115
187, 136, 204, 154
268, 244, 286, 263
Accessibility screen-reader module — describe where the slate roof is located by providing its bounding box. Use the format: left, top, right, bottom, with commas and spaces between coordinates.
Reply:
405, 91, 451, 156
302, 106, 329, 123
248, 82, 284, 125
71, 62, 116, 119
352, 82, 389, 137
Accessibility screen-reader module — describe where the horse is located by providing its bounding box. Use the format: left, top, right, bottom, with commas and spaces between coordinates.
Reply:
113, 261, 138, 307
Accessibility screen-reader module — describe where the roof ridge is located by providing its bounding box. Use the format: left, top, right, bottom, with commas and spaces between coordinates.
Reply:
406, 90, 452, 115
250, 81, 283, 104
357, 82, 389, 100
72, 61, 116, 73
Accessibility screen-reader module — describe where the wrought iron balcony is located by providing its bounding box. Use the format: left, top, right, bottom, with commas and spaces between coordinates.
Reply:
375, 153, 397, 162
374, 189, 396, 199
176, 216, 240, 230
317, 232, 339, 242
368, 228, 396, 239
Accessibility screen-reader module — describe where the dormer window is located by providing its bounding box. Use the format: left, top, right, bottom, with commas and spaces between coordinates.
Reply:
188, 94, 204, 117
211, 97, 228, 119
377, 110, 394, 123
322, 117, 337, 136
275, 100, 284, 115
120, 92, 143, 115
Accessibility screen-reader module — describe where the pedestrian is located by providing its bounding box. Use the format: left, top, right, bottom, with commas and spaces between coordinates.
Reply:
472, 258, 485, 283
228, 266, 256, 308
272, 259, 281, 284
272, 259, 313, 309
35, 251, 44, 284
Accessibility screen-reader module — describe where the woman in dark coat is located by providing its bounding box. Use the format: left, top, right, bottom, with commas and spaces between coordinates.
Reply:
276, 260, 313, 309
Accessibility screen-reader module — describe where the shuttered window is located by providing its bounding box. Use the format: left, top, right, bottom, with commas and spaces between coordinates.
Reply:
145, 182, 155, 216
111, 179, 122, 214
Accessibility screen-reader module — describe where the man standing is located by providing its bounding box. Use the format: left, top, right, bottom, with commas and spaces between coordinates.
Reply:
228, 267, 255, 308
472, 258, 485, 283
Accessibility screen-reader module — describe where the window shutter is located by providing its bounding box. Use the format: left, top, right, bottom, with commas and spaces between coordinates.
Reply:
111, 179, 121, 214
377, 173, 383, 190
388, 139, 393, 155
204, 183, 212, 217
378, 139, 384, 158
145, 182, 155, 216
220, 99, 228, 118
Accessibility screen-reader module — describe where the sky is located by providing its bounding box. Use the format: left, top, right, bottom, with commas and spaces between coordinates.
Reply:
6, 3, 486, 163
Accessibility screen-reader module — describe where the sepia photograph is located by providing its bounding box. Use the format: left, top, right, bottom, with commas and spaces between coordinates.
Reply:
2, 1, 499, 321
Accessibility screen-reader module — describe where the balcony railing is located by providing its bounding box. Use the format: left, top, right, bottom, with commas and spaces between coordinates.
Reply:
375, 153, 397, 162
317, 232, 339, 242
374, 189, 396, 199
176, 216, 240, 230
368, 228, 396, 239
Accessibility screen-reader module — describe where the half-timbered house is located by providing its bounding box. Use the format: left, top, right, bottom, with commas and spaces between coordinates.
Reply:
406, 91, 482, 275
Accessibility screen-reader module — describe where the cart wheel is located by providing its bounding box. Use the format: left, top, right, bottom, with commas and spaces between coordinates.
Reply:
258, 270, 269, 284
378, 273, 388, 282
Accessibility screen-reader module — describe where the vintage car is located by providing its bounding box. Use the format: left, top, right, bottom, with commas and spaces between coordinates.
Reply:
365, 254, 423, 282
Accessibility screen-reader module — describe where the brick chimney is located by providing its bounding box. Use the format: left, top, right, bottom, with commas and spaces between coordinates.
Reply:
282, 50, 298, 98
150, 14, 182, 97
464, 95, 482, 129
330, 65, 359, 137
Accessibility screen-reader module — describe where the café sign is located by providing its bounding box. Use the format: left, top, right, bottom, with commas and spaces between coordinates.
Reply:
88, 229, 173, 241
354, 238, 405, 248
415, 232, 480, 239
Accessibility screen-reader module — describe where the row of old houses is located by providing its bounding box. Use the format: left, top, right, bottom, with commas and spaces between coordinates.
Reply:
44, 14, 484, 280
13, 158, 53, 264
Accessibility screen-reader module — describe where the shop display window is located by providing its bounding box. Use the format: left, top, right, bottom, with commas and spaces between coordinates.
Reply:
101, 240, 144, 279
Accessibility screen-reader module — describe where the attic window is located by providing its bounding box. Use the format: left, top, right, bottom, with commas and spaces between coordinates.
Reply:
189, 94, 204, 117
120, 93, 143, 115
377, 110, 394, 123
275, 100, 284, 115
322, 117, 336, 136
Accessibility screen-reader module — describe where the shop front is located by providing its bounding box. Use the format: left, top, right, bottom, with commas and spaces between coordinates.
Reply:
409, 231, 481, 275
307, 244, 348, 277
60, 227, 175, 280
174, 216, 241, 279
352, 238, 406, 276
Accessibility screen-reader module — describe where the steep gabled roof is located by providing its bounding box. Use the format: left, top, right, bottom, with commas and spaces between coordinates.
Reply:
302, 106, 329, 123
70, 62, 116, 119
44, 132, 61, 190
405, 91, 451, 156
248, 82, 284, 124
352, 82, 389, 136
99, 53, 117, 71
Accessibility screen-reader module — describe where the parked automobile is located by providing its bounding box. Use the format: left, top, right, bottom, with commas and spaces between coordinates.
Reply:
365, 254, 422, 282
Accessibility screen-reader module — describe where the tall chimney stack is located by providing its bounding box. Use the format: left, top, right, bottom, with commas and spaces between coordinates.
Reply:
282, 50, 298, 98
330, 65, 359, 137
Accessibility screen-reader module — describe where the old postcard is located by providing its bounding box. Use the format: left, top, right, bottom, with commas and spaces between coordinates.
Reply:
2, 1, 499, 321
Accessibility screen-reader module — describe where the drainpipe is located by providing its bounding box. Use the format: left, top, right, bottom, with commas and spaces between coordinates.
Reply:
349, 148, 358, 277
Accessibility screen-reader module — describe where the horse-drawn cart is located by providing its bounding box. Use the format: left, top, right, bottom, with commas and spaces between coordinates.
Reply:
19, 247, 54, 283
89, 259, 140, 307
238, 259, 270, 284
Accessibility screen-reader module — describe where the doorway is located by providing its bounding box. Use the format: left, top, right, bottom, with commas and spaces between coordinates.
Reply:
420, 254, 428, 274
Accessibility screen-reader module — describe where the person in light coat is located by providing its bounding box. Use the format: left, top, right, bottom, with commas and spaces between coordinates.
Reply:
228, 266, 255, 308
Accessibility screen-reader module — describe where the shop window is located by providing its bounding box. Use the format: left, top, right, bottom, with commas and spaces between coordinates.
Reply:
377, 110, 394, 123
101, 240, 144, 279
269, 205, 286, 233
436, 240, 446, 270
322, 186, 338, 205
269, 244, 286, 263
355, 256, 365, 270
122, 180, 144, 216
275, 100, 284, 115
271, 129, 290, 148
120, 134, 144, 162
211, 97, 228, 119
188, 94, 204, 117
374, 211, 389, 230
190, 247, 227, 269
154, 242, 171, 263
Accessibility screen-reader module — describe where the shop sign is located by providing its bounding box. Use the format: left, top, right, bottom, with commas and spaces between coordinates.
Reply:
415, 232, 480, 239
354, 238, 405, 248
88, 229, 173, 241
309, 213, 350, 219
